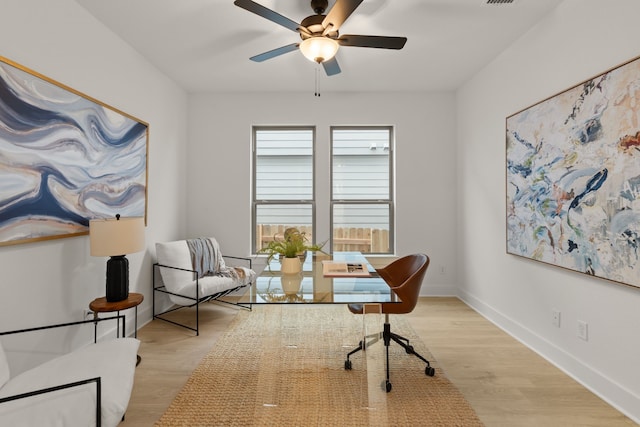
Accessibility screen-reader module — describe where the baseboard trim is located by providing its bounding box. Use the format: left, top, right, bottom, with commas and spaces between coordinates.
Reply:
420, 283, 457, 297
457, 289, 640, 424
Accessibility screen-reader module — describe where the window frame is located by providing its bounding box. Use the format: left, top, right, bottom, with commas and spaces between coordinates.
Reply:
251, 125, 316, 255
329, 125, 395, 255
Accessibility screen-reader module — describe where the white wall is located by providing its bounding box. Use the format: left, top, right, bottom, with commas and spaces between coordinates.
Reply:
4, 0, 635, 420
457, 0, 640, 421
0, 0, 188, 340
187, 91, 458, 294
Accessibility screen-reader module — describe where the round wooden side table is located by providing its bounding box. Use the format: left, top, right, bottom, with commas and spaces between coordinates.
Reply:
89, 292, 144, 365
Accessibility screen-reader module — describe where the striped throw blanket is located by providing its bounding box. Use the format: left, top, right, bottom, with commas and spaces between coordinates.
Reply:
186, 237, 246, 281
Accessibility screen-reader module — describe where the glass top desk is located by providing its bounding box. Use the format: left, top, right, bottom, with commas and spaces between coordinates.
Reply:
238, 251, 399, 305
237, 252, 394, 415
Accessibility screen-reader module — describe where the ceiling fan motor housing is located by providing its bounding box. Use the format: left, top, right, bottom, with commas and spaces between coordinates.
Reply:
300, 14, 338, 39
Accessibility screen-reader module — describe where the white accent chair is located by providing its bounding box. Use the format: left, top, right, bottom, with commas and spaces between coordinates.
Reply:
0, 317, 139, 427
153, 237, 255, 335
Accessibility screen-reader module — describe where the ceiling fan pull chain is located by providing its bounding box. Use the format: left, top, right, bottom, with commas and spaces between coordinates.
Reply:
315, 67, 321, 97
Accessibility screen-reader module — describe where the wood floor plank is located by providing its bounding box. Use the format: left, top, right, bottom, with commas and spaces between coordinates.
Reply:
120, 297, 635, 426
405, 297, 635, 427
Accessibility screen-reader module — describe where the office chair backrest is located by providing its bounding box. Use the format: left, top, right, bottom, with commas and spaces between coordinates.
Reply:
378, 254, 430, 315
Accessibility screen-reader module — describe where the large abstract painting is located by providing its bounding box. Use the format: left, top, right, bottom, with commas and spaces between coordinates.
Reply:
506, 55, 640, 289
0, 56, 148, 246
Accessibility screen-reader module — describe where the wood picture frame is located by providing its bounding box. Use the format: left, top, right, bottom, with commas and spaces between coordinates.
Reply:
506, 55, 640, 289
0, 56, 148, 246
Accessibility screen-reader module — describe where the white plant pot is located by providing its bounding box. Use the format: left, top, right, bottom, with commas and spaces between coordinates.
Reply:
281, 275, 302, 294
280, 257, 302, 275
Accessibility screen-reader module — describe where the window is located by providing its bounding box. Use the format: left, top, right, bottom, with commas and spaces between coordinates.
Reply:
252, 125, 394, 255
252, 127, 315, 254
331, 127, 394, 254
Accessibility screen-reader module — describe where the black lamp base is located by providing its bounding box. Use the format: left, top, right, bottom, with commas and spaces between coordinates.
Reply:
106, 255, 129, 302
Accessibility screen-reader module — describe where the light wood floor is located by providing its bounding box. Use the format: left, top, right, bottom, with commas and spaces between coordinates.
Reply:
121, 297, 635, 426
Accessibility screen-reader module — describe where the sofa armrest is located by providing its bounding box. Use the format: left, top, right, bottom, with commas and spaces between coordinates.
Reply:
0, 315, 125, 339
154, 263, 196, 273
0, 315, 134, 427
0, 338, 139, 427
153, 263, 202, 303
0, 377, 102, 425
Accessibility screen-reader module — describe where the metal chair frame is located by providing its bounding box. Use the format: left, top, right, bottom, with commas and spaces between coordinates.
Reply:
152, 255, 253, 336
0, 315, 127, 426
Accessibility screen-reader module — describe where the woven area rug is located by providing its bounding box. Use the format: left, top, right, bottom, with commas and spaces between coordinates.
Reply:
155, 305, 483, 426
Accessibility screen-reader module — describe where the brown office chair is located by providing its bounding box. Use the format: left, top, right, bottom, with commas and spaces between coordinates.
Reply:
344, 253, 432, 392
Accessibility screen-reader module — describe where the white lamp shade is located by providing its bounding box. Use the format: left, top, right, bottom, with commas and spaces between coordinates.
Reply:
299, 37, 339, 63
90, 216, 145, 256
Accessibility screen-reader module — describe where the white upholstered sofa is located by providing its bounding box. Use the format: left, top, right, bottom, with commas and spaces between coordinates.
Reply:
0, 317, 139, 427
153, 237, 255, 335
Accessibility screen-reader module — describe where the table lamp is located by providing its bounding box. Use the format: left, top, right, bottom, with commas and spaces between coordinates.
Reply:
90, 214, 145, 302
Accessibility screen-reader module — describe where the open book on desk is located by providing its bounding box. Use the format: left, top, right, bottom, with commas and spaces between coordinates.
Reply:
322, 260, 371, 277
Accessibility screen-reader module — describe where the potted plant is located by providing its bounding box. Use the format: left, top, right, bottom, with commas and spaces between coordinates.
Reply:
258, 227, 326, 274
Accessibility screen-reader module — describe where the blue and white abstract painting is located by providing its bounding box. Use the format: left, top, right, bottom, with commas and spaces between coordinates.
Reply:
506, 55, 640, 289
0, 57, 147, 246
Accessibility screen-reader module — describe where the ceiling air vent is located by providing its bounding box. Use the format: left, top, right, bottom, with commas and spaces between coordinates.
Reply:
486, 0, 515, 4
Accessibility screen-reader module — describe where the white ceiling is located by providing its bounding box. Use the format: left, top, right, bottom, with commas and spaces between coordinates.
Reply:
74, 0, 560, 93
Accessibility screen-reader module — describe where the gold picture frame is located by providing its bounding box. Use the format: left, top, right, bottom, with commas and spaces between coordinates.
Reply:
0, 56, 148, 246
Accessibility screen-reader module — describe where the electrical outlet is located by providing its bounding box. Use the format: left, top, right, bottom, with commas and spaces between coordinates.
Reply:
439, 265, 445, 275
552, 310, 561, 328
577, 320, 588, 341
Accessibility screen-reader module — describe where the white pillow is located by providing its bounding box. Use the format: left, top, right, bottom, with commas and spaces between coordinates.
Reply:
0, 340, 10, 389
0, 338, 139, 427
156, 239, 195, 294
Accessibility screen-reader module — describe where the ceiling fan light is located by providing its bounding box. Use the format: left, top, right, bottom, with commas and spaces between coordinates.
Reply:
299, 37, 339, 63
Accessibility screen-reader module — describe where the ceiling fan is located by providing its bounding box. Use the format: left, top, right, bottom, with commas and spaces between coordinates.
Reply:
233, 0, 407, 76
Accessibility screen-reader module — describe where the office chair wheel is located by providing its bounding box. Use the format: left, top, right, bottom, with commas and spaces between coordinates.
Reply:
425, 366, 435, 376
385, 380, 392, 393
344, 360, 352, 370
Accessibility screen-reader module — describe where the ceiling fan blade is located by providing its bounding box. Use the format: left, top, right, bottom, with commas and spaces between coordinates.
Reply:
234, 0, 301, 33
337, 35, 407, 49
249, 43, 299, 62
322, 57, 341, 76
322, 0, 364, 32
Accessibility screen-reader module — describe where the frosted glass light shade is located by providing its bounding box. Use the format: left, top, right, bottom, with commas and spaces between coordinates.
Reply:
90, 216, 145, 256
299, 37, 339, 63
